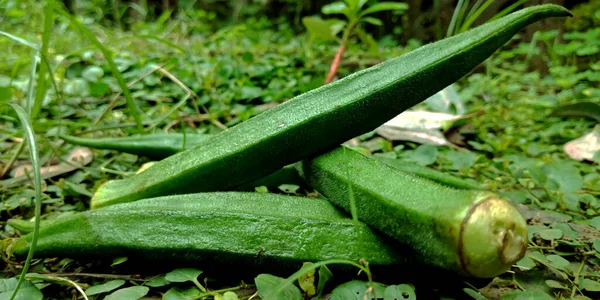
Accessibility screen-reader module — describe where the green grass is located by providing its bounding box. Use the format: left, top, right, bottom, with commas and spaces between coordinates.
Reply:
0, 0, 599, 299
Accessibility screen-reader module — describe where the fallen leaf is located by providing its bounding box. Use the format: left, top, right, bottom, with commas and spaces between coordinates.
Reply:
0, 148, 93, 190
564, 124, 600, 161
376, 126, 462, 149
383, 110, 481, 131
12, 147, 93, 179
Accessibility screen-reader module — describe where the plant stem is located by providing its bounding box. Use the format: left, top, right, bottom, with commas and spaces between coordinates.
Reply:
192, 278, 207, 293
324, 19, 357, 84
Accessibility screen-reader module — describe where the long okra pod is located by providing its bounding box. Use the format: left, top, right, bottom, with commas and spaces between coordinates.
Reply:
91, 5, 571, 209
299, 146, 528, 278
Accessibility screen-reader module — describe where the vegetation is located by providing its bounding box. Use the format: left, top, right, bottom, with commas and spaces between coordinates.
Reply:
1, 0, 599, 299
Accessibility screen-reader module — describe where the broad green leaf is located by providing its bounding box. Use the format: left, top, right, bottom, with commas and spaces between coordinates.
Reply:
445, 150, 477, 170
545, 254, 569, 270
329, 281, 385, 300
359, 2, 408, 17
63, 79, 89, 96
163, 287, 201, 300
359, 16, 383, 26
593, 240, 600, 253
343, 0, 366, 13
516, 255, 536, 270
222, 291, 239, 300
590, 216, 600, 230
539, 228, 563, 241
542, 161, 583, 193
239, 86, 263, 100
322, 2, 348, 16
255, 274, 302, 300
550, 222, 578, 240
111, 256, 128, 267
82, 66, 104, 82
561, 193, 581, 211
571, 296, 593, 300
0, 278, 43, 300
165, 268, 203, 283
545, 280, 568, 290
502, 290, 554, 300
576, 45, 600, 56
403, 144, 438, 166
104, 286, 149, 300
89, 82, 111, 97
344, 0, 359, 10
85, 280, 126, 296
384, 284, 416, 300
302, 17, 345, 41
145, 276, 169, 287
580, 278, 600, 292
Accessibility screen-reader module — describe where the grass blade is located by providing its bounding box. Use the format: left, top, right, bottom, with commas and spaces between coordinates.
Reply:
455, 0, 472, 35
465, 0, 485, 22
51, 0, 144, 132
3, 103, 42, 300
446, 0, 465, 37
459, 0, 495, 33
31, 1, 54, 119
489, 0, 529, 22
25, 56, 38, 114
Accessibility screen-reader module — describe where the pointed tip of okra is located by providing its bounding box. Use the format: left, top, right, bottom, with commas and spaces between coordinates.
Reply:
459, 193, 528, 278
527, 4, 573, 18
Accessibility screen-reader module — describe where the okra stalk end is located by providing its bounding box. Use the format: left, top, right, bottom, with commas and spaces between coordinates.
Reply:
459, 194, 528, 278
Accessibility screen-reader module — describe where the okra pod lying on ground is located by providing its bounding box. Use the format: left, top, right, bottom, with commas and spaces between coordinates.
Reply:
60, 133, 212, 159
8, 192, 406, 267
299, 147, 528, 278
62, 133, 483, 191
90, 5, 570, 209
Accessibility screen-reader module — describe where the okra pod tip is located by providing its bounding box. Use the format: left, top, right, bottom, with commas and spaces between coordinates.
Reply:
460, 193, 528, 278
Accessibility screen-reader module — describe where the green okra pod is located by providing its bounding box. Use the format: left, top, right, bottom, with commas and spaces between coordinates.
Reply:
90, 5, 571, 209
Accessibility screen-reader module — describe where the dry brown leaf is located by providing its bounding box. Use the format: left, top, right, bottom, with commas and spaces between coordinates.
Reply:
564, 124, 600, 161
12, 147, 93, 179
375, 125, 462, 149
383, 110, 482, 130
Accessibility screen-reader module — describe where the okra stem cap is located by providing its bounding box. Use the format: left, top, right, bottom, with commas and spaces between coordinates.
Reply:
459, 195, 528, 278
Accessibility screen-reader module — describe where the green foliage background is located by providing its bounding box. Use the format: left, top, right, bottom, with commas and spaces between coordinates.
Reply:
0, 0, 599, 299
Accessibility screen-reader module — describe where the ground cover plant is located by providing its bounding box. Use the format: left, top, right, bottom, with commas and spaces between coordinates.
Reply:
0, 0, 599, 299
